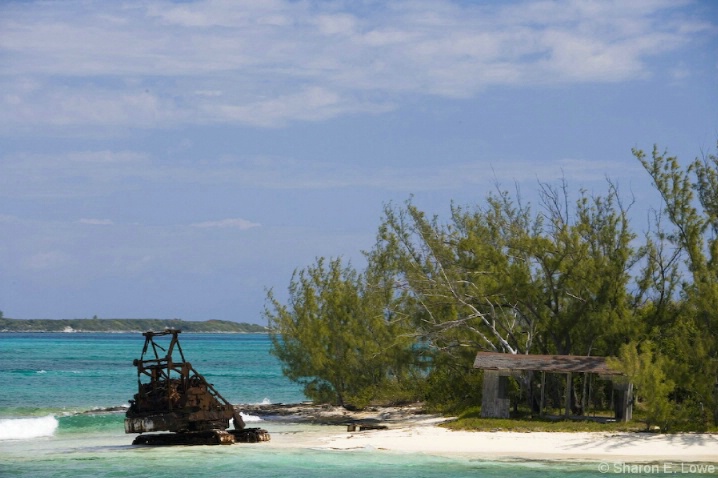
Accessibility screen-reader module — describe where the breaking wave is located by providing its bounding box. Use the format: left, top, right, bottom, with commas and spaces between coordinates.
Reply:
239, 412, 262, 422
0, 415, 58, 440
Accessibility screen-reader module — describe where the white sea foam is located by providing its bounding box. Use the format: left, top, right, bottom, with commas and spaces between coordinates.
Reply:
260, 397, 271, 405
240, 412, 262, 422
0, 415, 59, 440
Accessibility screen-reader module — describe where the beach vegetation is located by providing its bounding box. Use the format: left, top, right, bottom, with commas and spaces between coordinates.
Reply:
266, 142, 718, 432
608, 341, 675, 431
442, 406, 645, 433
630, 144, 718, 430
265, 257, 419, 409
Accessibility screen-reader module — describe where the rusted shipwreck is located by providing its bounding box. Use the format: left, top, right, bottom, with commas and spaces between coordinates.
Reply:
125, 329, 270, 445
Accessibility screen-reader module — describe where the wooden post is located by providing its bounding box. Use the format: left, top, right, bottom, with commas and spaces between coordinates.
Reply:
611, 386, 615, 419
581, 372, 588, 416
565, 372, 572, 417
539, 371, 546, 417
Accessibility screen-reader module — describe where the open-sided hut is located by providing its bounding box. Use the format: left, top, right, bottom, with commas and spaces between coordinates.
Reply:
473, 352, 632, 421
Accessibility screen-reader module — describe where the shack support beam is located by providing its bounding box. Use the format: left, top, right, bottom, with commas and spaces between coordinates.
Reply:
565, 372, 572, 417
539, 371, 546, 417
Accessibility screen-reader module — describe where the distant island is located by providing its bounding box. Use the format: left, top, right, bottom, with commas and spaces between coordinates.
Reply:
0, 317, 268, 333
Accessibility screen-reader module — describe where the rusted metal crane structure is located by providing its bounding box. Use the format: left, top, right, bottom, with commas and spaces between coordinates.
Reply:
125, 329, 270, 445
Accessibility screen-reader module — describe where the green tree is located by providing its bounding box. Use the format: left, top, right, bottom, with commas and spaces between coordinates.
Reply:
530, 181, 638, 357
264, 257, 415, 408
372, 185, 637, 411
609, 341, 675, 431
635, 144, 718, 426
263, 143, 715, 424
374, 183, 637, 359
375, 196, 537, 356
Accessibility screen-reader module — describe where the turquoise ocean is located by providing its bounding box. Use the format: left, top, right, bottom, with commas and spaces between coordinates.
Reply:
0, 333, 696, 477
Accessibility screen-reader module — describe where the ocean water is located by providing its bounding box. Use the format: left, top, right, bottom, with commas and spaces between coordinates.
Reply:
0, 333, 701, 477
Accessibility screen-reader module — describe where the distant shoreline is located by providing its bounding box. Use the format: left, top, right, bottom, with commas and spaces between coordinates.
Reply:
0, 318, 268, 334
0, 331, 266, 334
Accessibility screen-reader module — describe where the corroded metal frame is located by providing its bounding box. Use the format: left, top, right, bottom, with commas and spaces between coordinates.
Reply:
125, 329, 237, 433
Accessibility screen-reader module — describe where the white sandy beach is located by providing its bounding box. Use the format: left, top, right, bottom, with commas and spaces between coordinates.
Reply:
313, 424, 718, 462
252, 407, 718, 463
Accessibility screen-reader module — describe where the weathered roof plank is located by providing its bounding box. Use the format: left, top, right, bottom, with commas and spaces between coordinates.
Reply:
473, 352, 622, 375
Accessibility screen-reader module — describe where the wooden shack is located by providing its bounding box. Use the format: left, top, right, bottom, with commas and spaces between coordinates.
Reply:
473, 352, 632, 421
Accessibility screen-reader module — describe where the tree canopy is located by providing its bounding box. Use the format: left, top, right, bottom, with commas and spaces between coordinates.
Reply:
266, 142, 718, 430
264, 257, 417, 408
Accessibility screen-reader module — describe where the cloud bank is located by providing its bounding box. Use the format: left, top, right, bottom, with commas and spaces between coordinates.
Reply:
0, 0, 708, 131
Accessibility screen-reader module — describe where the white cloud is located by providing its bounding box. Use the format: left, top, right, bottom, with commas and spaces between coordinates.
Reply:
25, 251, 72, 270
214, 87, 346, 127
0, 146, 646, 201
78, 218, 114, 226
1, 215, 233, 282
190, 218, 261, 230
0, 0, 710, 130
0, 150, 151, 198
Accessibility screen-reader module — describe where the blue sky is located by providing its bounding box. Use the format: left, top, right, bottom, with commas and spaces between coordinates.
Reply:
1, 0, 716, 324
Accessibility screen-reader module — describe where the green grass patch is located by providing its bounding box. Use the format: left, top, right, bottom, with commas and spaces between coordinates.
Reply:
441, 406, 646, 433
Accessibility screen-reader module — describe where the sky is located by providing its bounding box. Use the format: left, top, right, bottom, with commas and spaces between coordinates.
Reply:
1, 0, 716, 324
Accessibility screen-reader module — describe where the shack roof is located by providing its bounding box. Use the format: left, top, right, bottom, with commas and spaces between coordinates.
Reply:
473, 352, 622, 375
